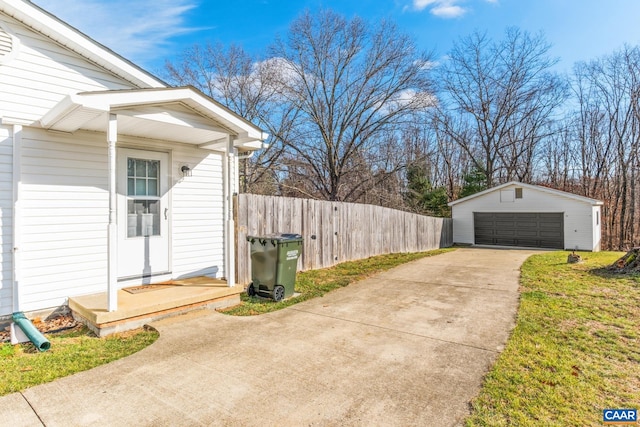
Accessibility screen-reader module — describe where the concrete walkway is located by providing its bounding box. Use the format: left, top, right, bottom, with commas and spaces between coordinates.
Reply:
1, 248, 539, 427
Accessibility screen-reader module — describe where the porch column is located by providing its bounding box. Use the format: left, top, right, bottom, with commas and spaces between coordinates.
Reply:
224, 135, 236, 288
107, 113, 118, 311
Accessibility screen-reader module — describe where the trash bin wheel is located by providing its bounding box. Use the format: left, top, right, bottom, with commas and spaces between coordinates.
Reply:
247, 283, 256, 297
273, 285, 285, 302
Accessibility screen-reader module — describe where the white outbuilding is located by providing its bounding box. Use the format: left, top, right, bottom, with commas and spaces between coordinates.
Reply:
448, 182, 603, 251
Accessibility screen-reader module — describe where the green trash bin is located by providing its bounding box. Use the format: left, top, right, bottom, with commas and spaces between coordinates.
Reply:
246, 233, 303, 301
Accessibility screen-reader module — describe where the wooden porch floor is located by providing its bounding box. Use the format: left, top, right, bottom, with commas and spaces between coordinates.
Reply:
69, 277, 243, 337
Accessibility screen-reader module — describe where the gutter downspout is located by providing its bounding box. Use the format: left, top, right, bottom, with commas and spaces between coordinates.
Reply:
107, 114, 118, 311
224, 136, 236, 288
11, 124, 22, 314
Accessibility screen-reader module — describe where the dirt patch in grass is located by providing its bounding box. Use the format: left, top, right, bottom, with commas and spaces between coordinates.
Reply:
1, 313, 79, 344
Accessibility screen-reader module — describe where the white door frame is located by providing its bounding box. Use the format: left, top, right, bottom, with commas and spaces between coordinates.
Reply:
116, 147, 171, 282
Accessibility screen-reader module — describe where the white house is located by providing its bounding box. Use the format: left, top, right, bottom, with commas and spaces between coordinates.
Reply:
0, 0, 266, 320
448, 182, 603, 251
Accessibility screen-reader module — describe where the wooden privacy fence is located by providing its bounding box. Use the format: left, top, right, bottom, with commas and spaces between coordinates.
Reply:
236, 194, 453, 285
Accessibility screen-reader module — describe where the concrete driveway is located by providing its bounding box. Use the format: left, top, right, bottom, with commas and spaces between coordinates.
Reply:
2, 247, 539, 426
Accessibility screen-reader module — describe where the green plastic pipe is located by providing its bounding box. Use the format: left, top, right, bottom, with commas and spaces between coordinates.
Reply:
12, 312, 51, 352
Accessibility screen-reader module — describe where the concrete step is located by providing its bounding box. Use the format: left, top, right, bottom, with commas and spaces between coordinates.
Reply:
69, 277, 243, 336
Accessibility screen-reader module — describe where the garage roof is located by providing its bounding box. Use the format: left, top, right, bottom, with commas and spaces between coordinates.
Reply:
448, 181, 604, 207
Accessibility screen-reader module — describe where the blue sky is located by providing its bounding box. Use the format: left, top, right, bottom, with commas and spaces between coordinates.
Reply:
34, 0, 640, 76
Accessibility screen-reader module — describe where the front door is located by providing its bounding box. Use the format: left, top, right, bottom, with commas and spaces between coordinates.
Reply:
117, 148, 170, 280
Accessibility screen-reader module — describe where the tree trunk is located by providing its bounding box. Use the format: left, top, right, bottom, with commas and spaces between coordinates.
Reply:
609, 247, 640, 272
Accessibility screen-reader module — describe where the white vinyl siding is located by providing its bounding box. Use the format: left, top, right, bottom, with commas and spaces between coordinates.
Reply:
0, 125, 12, 315
0, 15, 133, 124
452, 184, 599, 251
18, 128, 108, 312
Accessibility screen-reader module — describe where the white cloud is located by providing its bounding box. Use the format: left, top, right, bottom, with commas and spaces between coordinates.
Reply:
432, 5, 466, 17
412, 0, 439, 11
33, 0, 202, 66
411, 0, 468, 18
414, 59, 438, 70
258, 57, 303, 86
248, 57, 306, 102
395, 89, 437, 108
376, 88, 437, 115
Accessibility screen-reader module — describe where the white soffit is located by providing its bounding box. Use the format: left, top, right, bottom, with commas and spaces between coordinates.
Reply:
39, 88, 267, 149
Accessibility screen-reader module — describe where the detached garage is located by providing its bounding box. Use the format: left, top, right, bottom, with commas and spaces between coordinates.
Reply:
448, 182, 603, 251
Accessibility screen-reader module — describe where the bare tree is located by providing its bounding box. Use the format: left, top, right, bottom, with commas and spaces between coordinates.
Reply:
571, 61, 614, 198
165, 43, 295, 193
571, 46, 640, 249
269, 10, 434, 201
538, 120, 580, 189
434, 28, 568, 188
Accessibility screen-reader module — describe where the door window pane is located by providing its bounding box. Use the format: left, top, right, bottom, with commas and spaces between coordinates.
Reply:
148, 161, 157, 178
135, 179, 147, 196
135, 159, 147, 177
127, 158, 160, 197
147, 178, 157, 196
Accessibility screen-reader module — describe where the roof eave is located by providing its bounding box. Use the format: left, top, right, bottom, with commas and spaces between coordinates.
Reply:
0, 0, 166, 89
448, 181, 604, 207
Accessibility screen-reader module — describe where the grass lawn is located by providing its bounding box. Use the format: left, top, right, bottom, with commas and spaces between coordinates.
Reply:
221, 248, 455, 316
466, 251, 640, 426
0, 326, 158, 396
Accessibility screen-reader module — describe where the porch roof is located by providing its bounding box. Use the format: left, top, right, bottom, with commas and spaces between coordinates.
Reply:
39, 86, 268, 151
